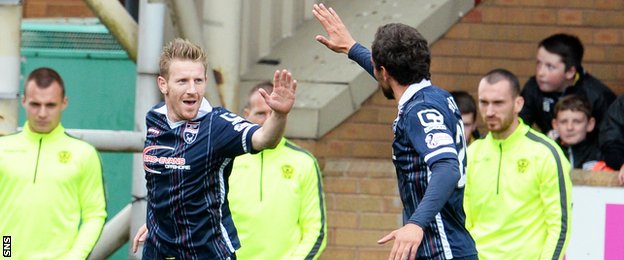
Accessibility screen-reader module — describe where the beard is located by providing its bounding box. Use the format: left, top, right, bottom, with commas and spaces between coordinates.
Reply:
379, 82, 395, 100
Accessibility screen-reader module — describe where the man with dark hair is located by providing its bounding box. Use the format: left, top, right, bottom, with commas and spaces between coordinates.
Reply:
465, 68, 572, 259
139, 38, 297, 259
450, 91, 480, 145
520, 33, 615, 141
0, 67, 107, 258
314, 4, 476, 260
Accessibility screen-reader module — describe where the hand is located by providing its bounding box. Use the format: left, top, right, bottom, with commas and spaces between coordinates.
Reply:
132, 224, 148, 254
377, 223, 424, 260
261, 69, 297, 116
619, 165, 624, 186
312, 3, 357, 54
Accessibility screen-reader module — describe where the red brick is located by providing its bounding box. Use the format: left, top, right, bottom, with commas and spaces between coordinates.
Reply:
585, 11, 624, 27
358, 248, 394, 260
319, 247, 355, 260
382, 197, 404, 214
327, 211, 359, 228
360, 213, 401, 230
352, 141, 392, 158
334, 195, 384, 212
334, 228, 387, 246
359, 179, 399, 196
594, 29, 621, 45
557, 9, 583, 25
323, 177, 359, 194
462, 8, 482, 23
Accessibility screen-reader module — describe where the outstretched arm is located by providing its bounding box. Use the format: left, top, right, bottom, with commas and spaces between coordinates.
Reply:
251, 69, 297, 151
312, 3, 356, 54
313, 4, 375, 78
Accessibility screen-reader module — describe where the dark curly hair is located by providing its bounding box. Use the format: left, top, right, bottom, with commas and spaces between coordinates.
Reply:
371, 23, 430, 85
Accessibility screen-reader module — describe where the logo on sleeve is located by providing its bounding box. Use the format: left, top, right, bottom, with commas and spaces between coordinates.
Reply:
417, 109, 446, 132
220, 112, 256, 132
183, 122, 200, 144
425, 133, 454, 148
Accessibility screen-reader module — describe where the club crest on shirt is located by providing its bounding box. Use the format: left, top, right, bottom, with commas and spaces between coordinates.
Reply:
517, 158, 529, 173
58, 151, 71, 164
183, 121, 200, 144
282, 165, 294, 179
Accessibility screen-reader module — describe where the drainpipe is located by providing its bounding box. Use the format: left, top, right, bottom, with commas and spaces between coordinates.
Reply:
83, 0, 138, 62
129, 0, 165, 258
203, 0, 241, 110
0, 0, 21, 136
167, 0, 222, 107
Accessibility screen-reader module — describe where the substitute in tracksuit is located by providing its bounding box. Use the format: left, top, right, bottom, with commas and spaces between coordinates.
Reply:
229, 82, 327, 260
0, 68, 106, 259
464, 69, 572, 260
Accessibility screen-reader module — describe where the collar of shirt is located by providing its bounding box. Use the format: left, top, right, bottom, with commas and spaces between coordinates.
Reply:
397, 79, 432, 112
155, 97, 213, 129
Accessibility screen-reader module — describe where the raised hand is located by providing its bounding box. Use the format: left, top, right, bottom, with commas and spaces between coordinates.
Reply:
312, 3, 357, 54
260, 69, 297, 116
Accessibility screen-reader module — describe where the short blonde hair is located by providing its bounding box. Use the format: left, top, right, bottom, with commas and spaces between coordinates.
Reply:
159, 38, 208, 79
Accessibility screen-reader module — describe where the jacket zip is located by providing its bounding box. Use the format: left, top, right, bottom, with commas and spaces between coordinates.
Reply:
33, 138, 43, 183
497, 143, 502, 194
259, 152, 264, 202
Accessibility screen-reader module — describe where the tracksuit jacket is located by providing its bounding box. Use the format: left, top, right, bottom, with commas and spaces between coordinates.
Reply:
464, 121, 572, 260
229, 138, 327, 260
0, 123, 106, 259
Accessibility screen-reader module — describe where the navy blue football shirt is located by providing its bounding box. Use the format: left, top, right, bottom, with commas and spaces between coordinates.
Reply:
142, 98, 259, 259
349, 43, 477, 259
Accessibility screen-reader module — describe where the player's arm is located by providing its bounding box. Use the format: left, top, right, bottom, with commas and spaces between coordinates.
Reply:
65, 147, 107, 259
538, 147, 572, 260
313, 3, 375, 78
407, 158, 460, 226
292, 156, 327, 259
251, 70, 296, 151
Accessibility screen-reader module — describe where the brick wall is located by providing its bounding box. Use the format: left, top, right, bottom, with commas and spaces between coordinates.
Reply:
21, 0, 624, 258
301, 0, 624, 259
23, 0, 94, 18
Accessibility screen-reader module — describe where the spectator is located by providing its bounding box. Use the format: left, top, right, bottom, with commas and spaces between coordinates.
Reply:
451, 90, 481, 145
599, 94, 624, 185
313, 4, 477, 260
519, 33, 615, 141
551, 94, 604, 170
228, 82, 327, 259
0, 67, 107, 259
465, 68, 572, 259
